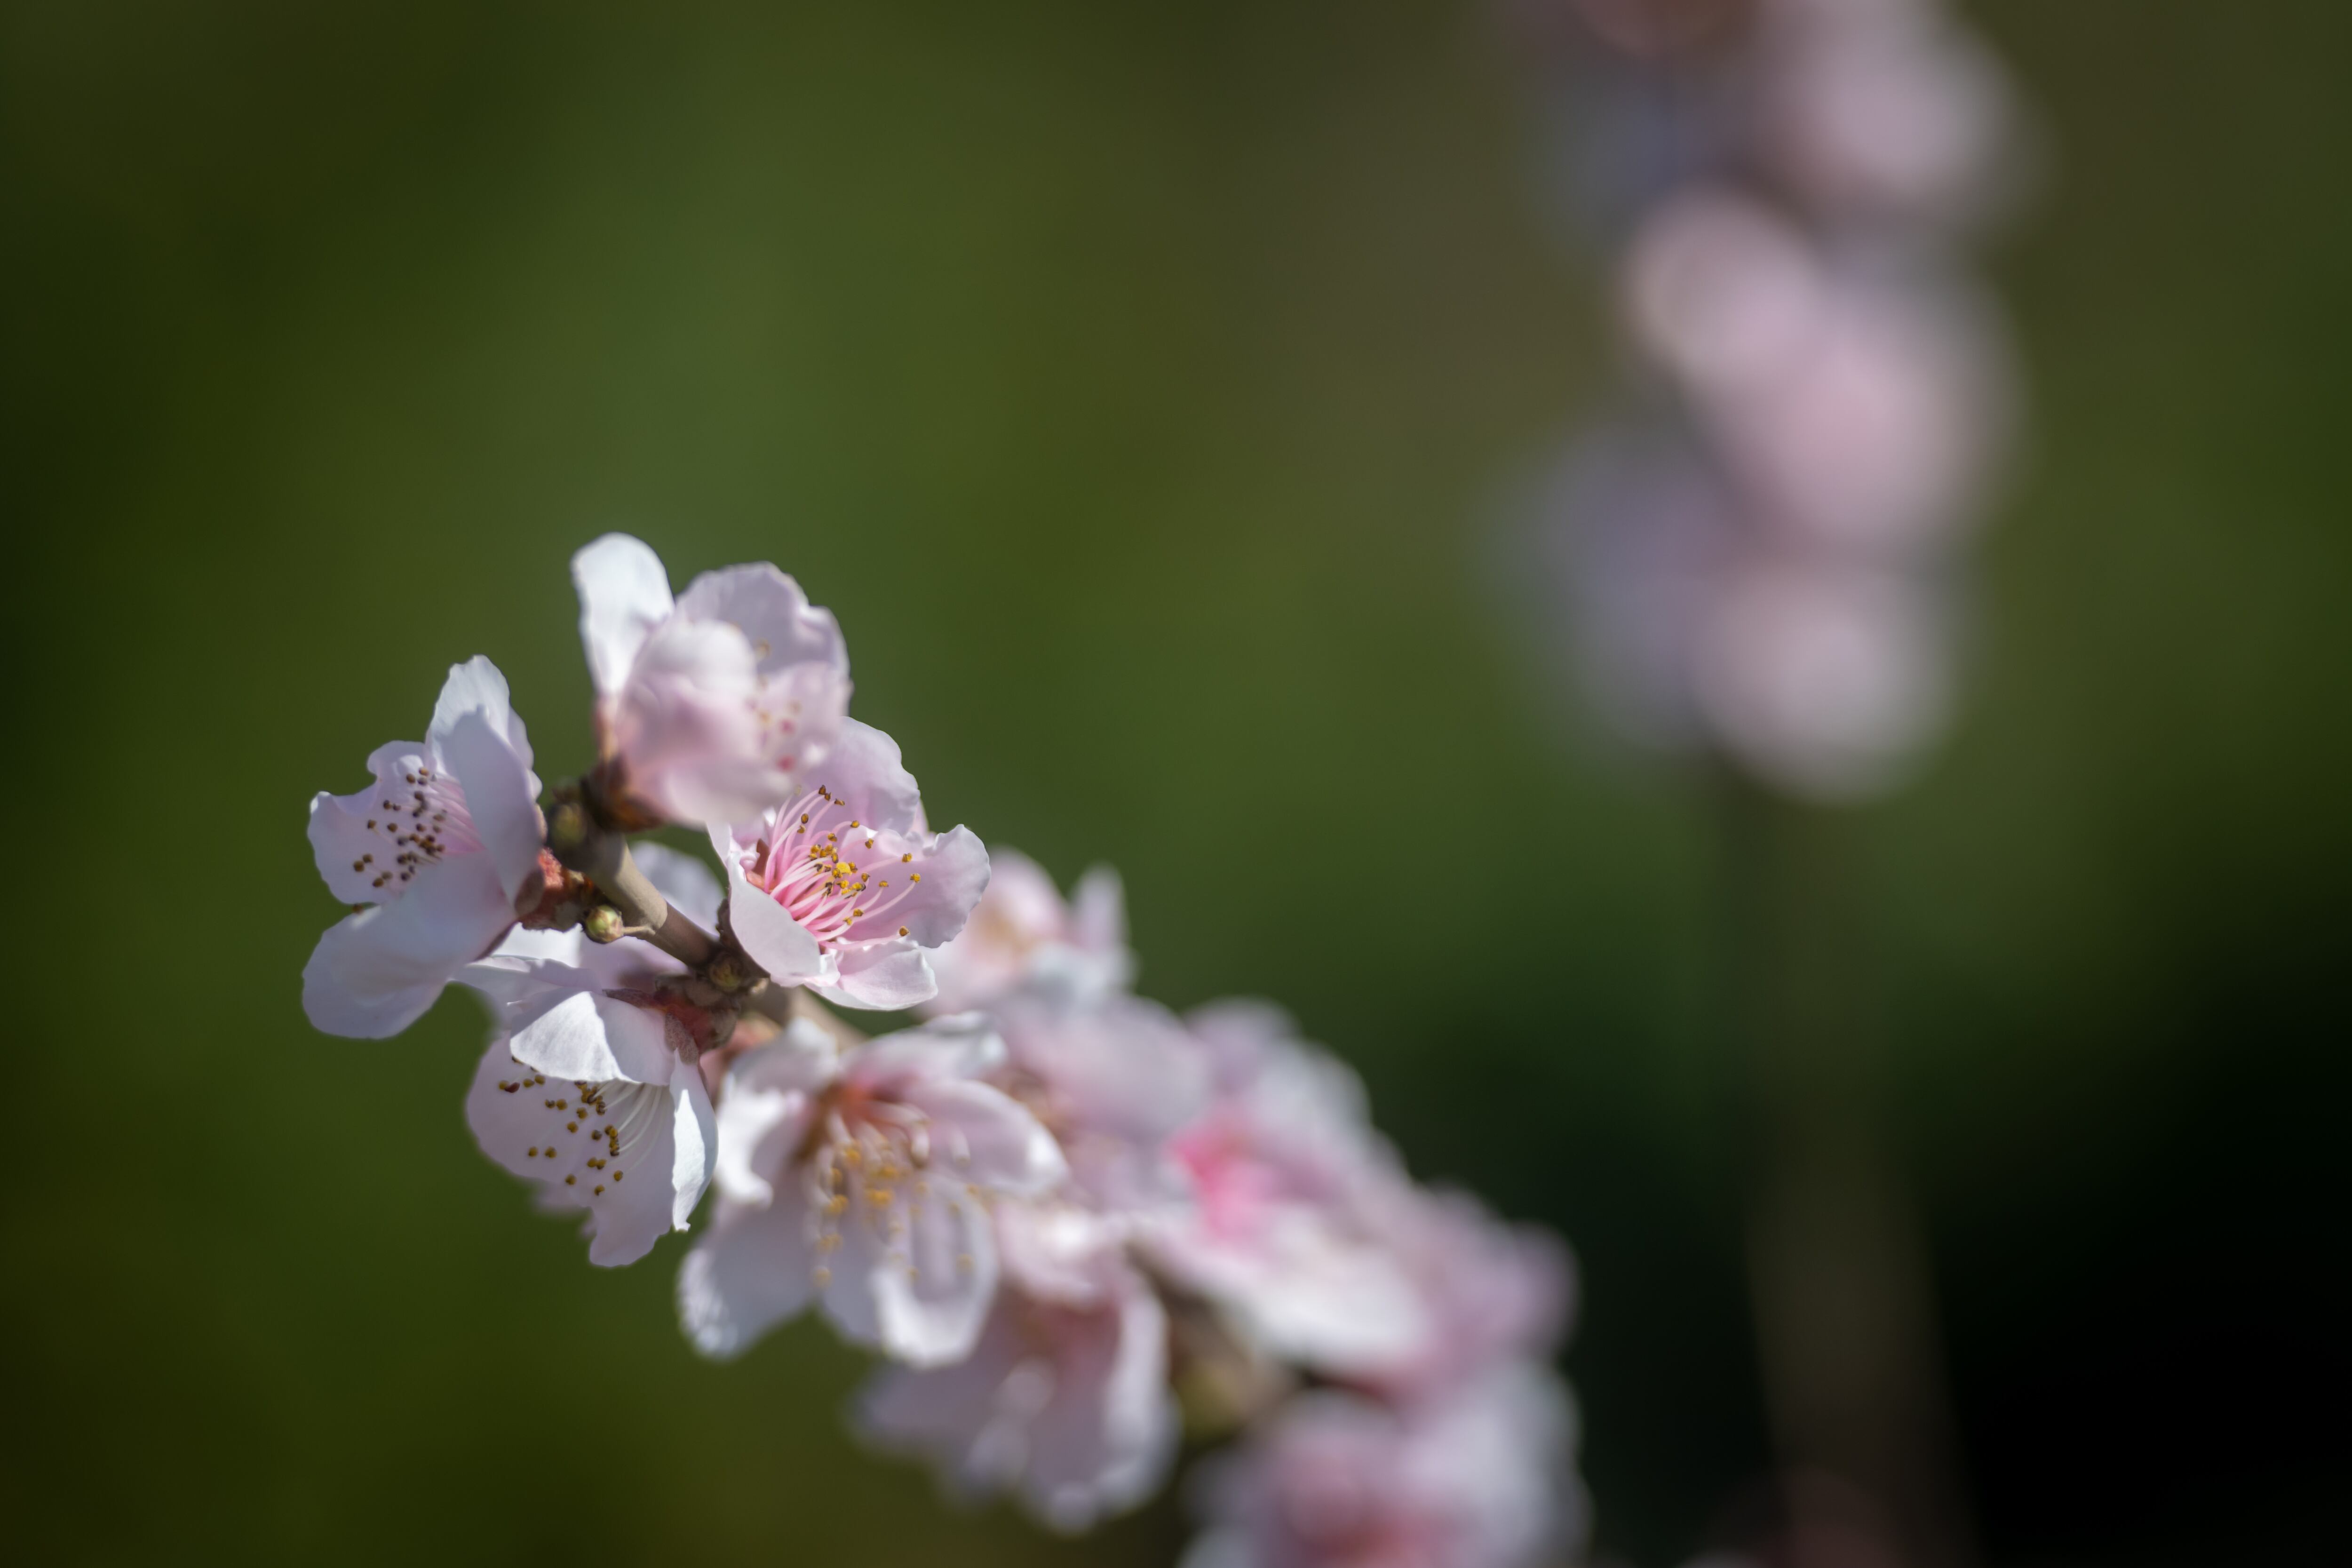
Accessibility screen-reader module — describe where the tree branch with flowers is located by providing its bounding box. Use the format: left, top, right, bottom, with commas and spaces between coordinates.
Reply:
301, 535, 1585, 1561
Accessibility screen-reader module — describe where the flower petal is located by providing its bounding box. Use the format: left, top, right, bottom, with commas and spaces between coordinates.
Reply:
675, 562, 850, 680
865, 1183, 1000, 1367
680, 1186, 820, 1359
668, 1061, 718, 1233
425, 655, 536, 778
712, 1020, 839, 1203
713, 823, 825, 982
508, 990, 675, 1085
439, 709, 544, 904
829, 942, 938, 1011
846, 1014, 1006, 1087
802, 718, 923, 834
302, 852, 514, 1037
573, 533, 674, 699
902, 1079, 1067, 1198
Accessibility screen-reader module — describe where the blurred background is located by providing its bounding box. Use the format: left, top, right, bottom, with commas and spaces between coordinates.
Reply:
3, 1, 2347, 1563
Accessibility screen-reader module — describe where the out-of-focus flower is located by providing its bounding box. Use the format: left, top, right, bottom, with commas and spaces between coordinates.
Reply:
858, 1201, 1178, 1532
572, 532, 850, 829
992, 989, 1211, 1219
1360, 1184, 1576, 1401
679, 1014, 1065, 1365
1145, 1003, 1428, 1377
1753, 0, 2014, 225
925, 848, 1133, 1015
1523, 0, 2024, 803
303, 657, 545, 1038
459, 845, 725, 1266
1182, 1366, 1582, 1568
1695, 552, 1952, 799
710, 719, 990, 1011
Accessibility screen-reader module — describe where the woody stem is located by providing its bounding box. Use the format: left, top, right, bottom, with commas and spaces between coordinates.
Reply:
550, 807, 719, 968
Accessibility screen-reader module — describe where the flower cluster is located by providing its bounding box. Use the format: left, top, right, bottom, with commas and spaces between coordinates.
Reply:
1517, 0, 2025, 799
302, 537, 1584, 1564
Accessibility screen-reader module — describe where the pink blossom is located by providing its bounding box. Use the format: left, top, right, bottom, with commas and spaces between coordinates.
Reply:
857, 1201, 1178, 1532
1183, 1367, 1581, 1568
1755, 0, 2013, 225
1359, 1184, 1576, 1401
459, 845, 724, 1266
924, 848, 1132, 1015
572, 533, 851, 828
679, 1014, 1066, 1365
709, 719, 991, 1011
990, 989, 1211, 1221
1144, 1003, 1428, 1377
303, 657, 545, 1038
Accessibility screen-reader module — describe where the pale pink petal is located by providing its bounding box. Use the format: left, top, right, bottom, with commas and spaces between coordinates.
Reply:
900, 1079, 1067, 1199
572, 533, 675, 699
715, 826, 826, 983
711, 1021, 839, 1204
668, 1062, 717, 1233
830, 943, 938, 1011
302, 852, 513, 1037
1025, 1276, 1175, 1531
799, 718, 923, 834
508, 989, 675, 1086
867, 1183, 1000, 1367
679, 1184, 821, 1358
846, 1014, 1005, 1087
675, 562, 849, 682
424, 655, 536, 776
438, 709, 543, 903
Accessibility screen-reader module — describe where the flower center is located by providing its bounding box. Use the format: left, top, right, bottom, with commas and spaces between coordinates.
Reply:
354, 762, 482, 892
492, 1059, 669, 1198
745, 784, 928, 952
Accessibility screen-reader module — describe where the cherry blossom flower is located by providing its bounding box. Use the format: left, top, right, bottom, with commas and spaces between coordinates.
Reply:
857, 1200, 1178, 1532
710, 718, 990, 1011
1145, 1003, 1428, 1377
572, 533, 851, 828
460, 844, 723, 1266
924, 848, 1133, 1015
679, 1014, 1065, 1365
1359, 1184, 1575, 1401
1182, 1366, 1581, 1568
303, 657, 545, 1039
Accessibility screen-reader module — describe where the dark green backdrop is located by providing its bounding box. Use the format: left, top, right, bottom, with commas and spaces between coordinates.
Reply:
4, 2, 2346, 1564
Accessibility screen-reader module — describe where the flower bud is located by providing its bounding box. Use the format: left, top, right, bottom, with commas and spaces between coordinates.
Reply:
547, 799, 591, 853
705, 947, 757, 993
582, 903, 627, 944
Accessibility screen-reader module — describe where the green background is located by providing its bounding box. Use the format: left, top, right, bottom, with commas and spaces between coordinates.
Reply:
4, 2, 2346, 1563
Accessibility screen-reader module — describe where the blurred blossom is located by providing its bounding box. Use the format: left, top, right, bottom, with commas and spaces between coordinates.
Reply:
926, 847, 1133, 1014
1182, 1368, 1584, 1568
1518, 0, 2025, 800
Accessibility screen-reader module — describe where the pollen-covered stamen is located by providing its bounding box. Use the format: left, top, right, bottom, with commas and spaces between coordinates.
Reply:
497, 1050, 665, 1195
354, 762, 485, 889
797, 1079, 975, 1291
745, 784, 934, 952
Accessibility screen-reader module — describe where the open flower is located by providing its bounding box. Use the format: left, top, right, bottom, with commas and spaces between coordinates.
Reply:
857, 1200, 1178, 1533
460, 845, 723, 1266
923, 848, 1133, 1015
1182, 1367, 1581, 1568
572, 533, 851, 828
1144, 1003, 1428, 1376
679, 1014, 1065, 1365
711, 719, 990, 1011
303, 657, 545, 1038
